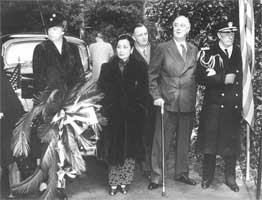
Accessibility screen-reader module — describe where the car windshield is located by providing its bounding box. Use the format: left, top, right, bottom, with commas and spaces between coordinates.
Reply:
5, 41, 40, 66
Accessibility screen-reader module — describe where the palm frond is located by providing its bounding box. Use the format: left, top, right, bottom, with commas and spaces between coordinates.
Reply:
42, 89, 66, 122
41, 138, 58, 171
11, 167, 45, 194
12, 104, 45, 157
41, 154, 58, 200
64, 126, 86, 173
37, 123, 58, 143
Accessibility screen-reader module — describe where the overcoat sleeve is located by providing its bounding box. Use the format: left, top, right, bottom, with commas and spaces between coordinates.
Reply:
67, 44, 84, 86
148, 44, 164, 100
136, 62, 149, 107
98, 63, 119, 107
32, 44, 47, 94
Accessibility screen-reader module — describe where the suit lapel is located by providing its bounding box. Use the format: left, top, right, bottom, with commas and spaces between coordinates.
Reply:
166, 40, 185, 74
133, 48, 146, 64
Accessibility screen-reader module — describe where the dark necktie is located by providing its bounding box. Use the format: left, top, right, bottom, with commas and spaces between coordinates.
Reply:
224, 49, 229, 58
181, 44, 187, 62
143, 48, 147, 59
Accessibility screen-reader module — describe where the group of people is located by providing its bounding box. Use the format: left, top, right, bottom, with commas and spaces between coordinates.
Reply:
0, 11, 243, 199
94, 15, 242, 195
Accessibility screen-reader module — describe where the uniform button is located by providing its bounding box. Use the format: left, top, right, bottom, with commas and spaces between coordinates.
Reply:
221, 93, 225, 96
235, 105, 238, 109
236, 81, 239, 85
236, 70, 239, 73
235, 93, 238, 96
221, 105, 224, 108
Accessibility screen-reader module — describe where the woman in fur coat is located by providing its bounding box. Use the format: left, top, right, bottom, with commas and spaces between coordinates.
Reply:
98, 34, 148, 196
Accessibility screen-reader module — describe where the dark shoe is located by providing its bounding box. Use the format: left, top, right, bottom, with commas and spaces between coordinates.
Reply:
201, 180, 211, 189
119, 186, 128, 194
109, 187, 118, 196
225, 182, 240, 192
148, 182, 161, 190
175, 175, 196, 185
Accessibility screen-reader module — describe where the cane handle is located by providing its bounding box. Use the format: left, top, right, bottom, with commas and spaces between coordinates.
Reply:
161, 103, 164, 114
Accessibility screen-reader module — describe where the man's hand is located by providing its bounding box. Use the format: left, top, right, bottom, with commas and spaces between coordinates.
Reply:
154, 98, 165, 107
224, 73, 236, 85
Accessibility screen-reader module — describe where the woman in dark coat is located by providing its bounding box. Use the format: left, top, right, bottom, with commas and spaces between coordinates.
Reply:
31, 13, 84, 198
98, 34, 148, 195
31, 12, 84, 159
196, 20, 242, 192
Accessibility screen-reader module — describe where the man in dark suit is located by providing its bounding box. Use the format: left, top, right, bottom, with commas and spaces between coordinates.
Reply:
132, 23, 155, 179
196, 19, 242, 192
148, 15, 198, 190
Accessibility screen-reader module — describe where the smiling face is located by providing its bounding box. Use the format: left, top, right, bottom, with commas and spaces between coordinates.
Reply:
172, 16, 190, 41
133, 25, 149, 47
217, 31, 235, 48
48, 26, 64, 42
116, 39, 133, 61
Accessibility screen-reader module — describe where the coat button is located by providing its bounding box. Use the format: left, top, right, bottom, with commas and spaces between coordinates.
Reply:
236, 81, 239, 85
236, 70, 239, 73
221, 93, 225, 96
235, 105, 238, 109
235, 93, 238, 96
221, 105, 224, 108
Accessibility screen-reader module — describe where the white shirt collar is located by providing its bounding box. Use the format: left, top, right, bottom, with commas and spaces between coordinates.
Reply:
135, 43, 150, 53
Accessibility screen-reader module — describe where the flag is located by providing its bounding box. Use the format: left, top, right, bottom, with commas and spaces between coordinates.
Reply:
9, 63, 21, 91
239, 0, 255, 129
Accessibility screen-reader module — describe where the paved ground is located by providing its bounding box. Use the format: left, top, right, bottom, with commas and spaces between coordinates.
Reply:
1, 157, 258, 200
66, 157, 255, 200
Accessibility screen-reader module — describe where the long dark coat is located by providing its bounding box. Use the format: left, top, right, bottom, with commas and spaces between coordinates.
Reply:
0, 69, 24, 168
31, 38, 84, 158
196, 44, 242, 157
32, 38, 84, 94
98, 55, 148, 165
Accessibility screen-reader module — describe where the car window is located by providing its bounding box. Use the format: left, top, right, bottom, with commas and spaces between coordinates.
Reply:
5, 41, 40, 67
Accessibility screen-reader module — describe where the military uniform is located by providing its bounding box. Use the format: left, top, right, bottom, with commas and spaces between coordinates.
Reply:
196, 19, 243, 192
196, 45, 242, 156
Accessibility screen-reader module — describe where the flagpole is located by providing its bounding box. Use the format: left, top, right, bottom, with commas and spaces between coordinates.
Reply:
239, 0, 255, 183
257, 131, 262, 200
246, 124, 250, 181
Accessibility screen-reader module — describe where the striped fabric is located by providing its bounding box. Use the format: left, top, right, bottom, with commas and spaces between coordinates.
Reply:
9, 63, 21, 91
239, 0, 255, 129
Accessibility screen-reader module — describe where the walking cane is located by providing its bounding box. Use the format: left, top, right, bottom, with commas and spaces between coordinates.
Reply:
161, 103, 167, 197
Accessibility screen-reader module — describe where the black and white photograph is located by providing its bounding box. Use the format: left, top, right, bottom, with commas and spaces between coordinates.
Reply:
1, 0, 262, 199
